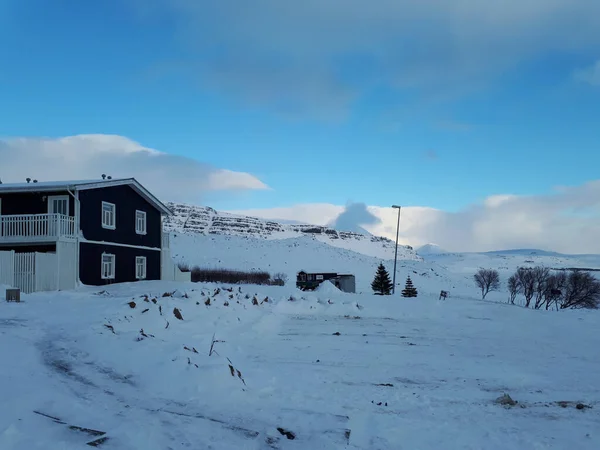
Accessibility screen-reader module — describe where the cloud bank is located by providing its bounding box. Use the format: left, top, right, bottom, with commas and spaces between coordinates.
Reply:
0, 134, 268, 203
230, 181, 600, 254
132, 0, 600, 118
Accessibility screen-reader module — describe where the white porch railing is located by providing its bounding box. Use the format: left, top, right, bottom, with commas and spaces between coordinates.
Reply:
0, 213, 76, 243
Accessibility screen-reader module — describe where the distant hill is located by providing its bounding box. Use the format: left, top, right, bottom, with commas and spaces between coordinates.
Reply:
417, 243, 448, 256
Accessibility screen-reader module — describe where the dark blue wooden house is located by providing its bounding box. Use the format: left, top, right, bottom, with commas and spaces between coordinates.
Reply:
0, 177, 178, 292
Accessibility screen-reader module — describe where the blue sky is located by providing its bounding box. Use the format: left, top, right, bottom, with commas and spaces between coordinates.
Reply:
1, 0, 600, 215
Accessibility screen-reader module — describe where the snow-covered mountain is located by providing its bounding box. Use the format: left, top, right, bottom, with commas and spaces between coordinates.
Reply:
163, 202, 418, 261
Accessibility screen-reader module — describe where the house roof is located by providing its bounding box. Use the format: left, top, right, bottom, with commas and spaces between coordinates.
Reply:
0, 178, 172, 215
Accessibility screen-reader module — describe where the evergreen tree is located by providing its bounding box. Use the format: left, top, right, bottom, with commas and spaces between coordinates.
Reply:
371, 263, 393, 295
401, 275, 418, 298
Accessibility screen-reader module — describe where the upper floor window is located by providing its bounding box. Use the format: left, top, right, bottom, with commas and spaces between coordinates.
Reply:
102, 201, 116, 229
136, 210, 147, 235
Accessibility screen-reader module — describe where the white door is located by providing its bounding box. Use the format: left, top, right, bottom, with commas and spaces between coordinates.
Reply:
48, 195, 69, 216
48, 195, 69, 236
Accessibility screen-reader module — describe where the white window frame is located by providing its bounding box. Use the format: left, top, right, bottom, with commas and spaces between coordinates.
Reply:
101, 253, 116, 279
102, 201, 116, 230
316, 274, 324, 281
135, 256, 147, 280
135, 210, 147, 235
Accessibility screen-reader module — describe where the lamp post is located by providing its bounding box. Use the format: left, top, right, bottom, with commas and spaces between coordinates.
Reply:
391, 205, 402, 294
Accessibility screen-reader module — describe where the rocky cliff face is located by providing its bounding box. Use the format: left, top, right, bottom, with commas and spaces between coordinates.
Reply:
163, 202, 420, 261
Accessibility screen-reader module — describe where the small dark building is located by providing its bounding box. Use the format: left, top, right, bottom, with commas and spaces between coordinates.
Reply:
296, 271, 356, 293
0, 177, 180, 293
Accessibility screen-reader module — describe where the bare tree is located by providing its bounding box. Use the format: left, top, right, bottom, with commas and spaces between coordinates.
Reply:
542, 272, 567, 310
474, 269, 500, 300
532, 266, 551, 309
560, 271, 600, 309
507, 274, 520, 305
271, 272, 288, 286
515, 267, 536, 308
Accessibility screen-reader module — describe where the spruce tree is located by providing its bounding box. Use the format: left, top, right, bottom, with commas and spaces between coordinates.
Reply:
401, 275, 418, 298
371, 263, 393, 295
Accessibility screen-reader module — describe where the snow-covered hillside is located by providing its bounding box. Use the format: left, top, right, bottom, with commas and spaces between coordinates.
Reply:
423, 249, 600, 281
163, 202, 417, 261
2, 281, 599, 449
170, 232, 462, 295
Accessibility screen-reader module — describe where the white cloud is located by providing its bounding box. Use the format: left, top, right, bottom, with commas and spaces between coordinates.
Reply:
574, 60, 600, 86
0, 134, 268, 203
130, 0, 600, 118
230, 181, 600, 254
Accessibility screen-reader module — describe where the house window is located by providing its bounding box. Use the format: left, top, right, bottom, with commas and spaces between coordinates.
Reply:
316, 275, 324, 281
101, 253, 115, 279
135, 210, 147, 235
102, 202, 116, 229
136, 256, 147, 279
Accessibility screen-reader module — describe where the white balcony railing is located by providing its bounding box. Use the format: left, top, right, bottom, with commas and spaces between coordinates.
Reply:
0, 213, 76, 243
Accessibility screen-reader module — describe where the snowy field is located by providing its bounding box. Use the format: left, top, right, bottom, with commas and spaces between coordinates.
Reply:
1, 280, 599, 449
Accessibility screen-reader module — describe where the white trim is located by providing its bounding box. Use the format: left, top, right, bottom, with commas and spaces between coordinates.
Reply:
80, 238, 161, 251
135, 210, 147, 235
48, 195, 69, 216
101, 253, 116, 279
101, 201, 116, 230
136, 256, 147, 279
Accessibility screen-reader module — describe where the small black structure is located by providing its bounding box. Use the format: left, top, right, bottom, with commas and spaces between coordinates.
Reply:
296, 271, 356, 293
0, 177, 173, 291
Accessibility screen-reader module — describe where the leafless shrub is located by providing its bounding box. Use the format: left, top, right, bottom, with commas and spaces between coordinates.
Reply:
560, 271, 600, 309
515, 267, 536, 308
532, 266, 551, 309
474, 269, 500, 300
271, 272, 288, 286
507, 275, 520, 305
542, 272, 567, 310
508, 266, 599, 310
190, 267, 271, 285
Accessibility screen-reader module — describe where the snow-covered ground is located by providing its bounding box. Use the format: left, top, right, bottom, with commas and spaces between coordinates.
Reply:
1, 281, 599, 449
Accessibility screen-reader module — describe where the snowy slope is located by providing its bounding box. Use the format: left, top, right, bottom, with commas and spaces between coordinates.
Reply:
170, 232, 461, 295
1, 281, 599, 449
163, 202, 417, 261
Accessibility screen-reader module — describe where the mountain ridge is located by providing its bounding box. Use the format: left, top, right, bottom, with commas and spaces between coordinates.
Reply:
163, 202, 420, 261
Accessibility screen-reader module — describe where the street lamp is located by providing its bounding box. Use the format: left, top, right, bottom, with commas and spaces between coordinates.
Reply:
391, 205, 402, 294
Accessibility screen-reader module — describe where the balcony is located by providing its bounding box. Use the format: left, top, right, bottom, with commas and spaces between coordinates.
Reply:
0, 213, 76, 244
